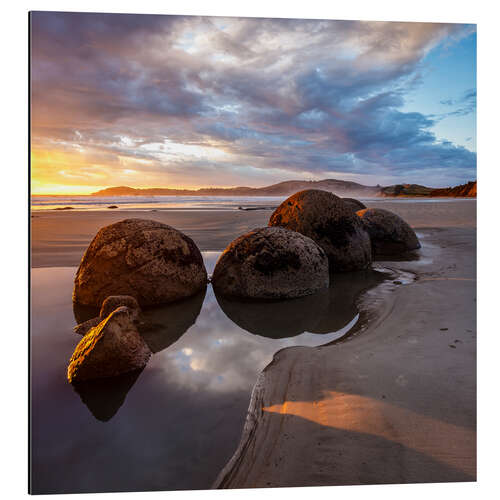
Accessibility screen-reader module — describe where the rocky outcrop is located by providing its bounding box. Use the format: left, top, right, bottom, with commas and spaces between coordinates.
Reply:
430, 181, 476, 198
73, 316, 101, 336
74, 295, 142, 335
342, 198, 366, 213
67, 306, 152, 383
212, 226, 329, 299
72, 219, 207, 307
100, 295, 141, 320
356, 208, 420, 256
269, 190, 372, 272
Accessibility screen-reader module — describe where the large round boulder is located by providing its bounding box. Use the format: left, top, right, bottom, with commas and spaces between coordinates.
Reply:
73, 219, 207, 307
269, 190, 372, 272
342, 197, 367, 213
212, 226, 329, 299
356, 208, 421, 256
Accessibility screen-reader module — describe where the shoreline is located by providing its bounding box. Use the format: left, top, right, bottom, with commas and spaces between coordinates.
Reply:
30, 200, 476, 268
29, 202, 476, 488
214, 226, 476, 487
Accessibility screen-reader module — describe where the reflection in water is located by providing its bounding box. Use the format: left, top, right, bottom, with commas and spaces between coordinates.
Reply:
73, 301, 99, 324
216, 269, 386, 338
215, 292, 329, 338
31, 254, 389, 494
311, 270, 386, 333
72, 368, 144, 422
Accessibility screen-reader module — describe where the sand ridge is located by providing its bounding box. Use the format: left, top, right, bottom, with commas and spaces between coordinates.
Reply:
214, 225, 476, 487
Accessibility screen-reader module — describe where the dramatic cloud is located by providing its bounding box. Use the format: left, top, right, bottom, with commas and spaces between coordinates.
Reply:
30, 12, 476, 192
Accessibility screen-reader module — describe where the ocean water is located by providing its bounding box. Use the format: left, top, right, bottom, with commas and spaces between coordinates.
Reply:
30, 195, 288, 211
30, 195, 476, 211
30, 252, 387, 494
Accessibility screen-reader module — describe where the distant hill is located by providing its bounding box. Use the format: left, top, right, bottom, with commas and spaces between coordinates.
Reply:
91, 179, 476, 198
379, 184, 434, 197
380, 181, 476, 198
92, 179, 381, 198
429, 181, 477, 198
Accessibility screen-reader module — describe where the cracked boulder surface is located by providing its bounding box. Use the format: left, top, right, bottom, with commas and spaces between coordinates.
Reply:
73, 219, 207, 307
212, 226, 329, 299
356, 208, 421, 256
67, 306, 152, 383
342, 197, 367, 213
269, 190, 372, 272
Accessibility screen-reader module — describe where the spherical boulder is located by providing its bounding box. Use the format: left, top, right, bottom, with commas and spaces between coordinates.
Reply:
73, 219, 207, 307
212, 226, 329, 299
356, 208, 421, 256
342, 197, 367, 213
269, 190, 372, 272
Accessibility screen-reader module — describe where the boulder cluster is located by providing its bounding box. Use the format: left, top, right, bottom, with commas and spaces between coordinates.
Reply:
68, 190, 420, 384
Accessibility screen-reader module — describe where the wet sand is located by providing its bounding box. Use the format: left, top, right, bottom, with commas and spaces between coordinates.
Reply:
30, 199, 476, 267
30, 199, 476, 487
215, 223, 477, 487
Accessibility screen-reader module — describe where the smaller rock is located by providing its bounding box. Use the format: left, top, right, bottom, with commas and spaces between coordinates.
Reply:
356, 208, 420, 256
107, 205, 119, 209
342, 198, 366, 213
73, 295, 142, 336
73, 317, 101, 336
67, 306, 151, 383
100, 295, 141, 321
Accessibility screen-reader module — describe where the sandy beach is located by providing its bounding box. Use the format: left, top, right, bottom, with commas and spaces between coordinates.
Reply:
30, 199, 476, 488
30, 199, 475, 267
215, 223, 476, 487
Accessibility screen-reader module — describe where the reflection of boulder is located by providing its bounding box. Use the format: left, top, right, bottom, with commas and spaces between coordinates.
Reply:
139, 287, 206, 353
72, 368, 143, 421
73, 219, 207, 307
216, 269, 388, 338
215, 289, 329, 339
309, 269, 386, 333
73, 301, 99, 324
67, 307, 152, 383
357, 208, 420, 256
212, 227, 329, 299
269, 190, 372, 272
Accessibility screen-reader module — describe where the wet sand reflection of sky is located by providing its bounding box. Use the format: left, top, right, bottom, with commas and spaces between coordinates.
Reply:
30, 252, 386, 493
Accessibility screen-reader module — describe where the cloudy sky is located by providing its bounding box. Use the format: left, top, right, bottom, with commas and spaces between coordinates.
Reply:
30, 12, 476, 194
